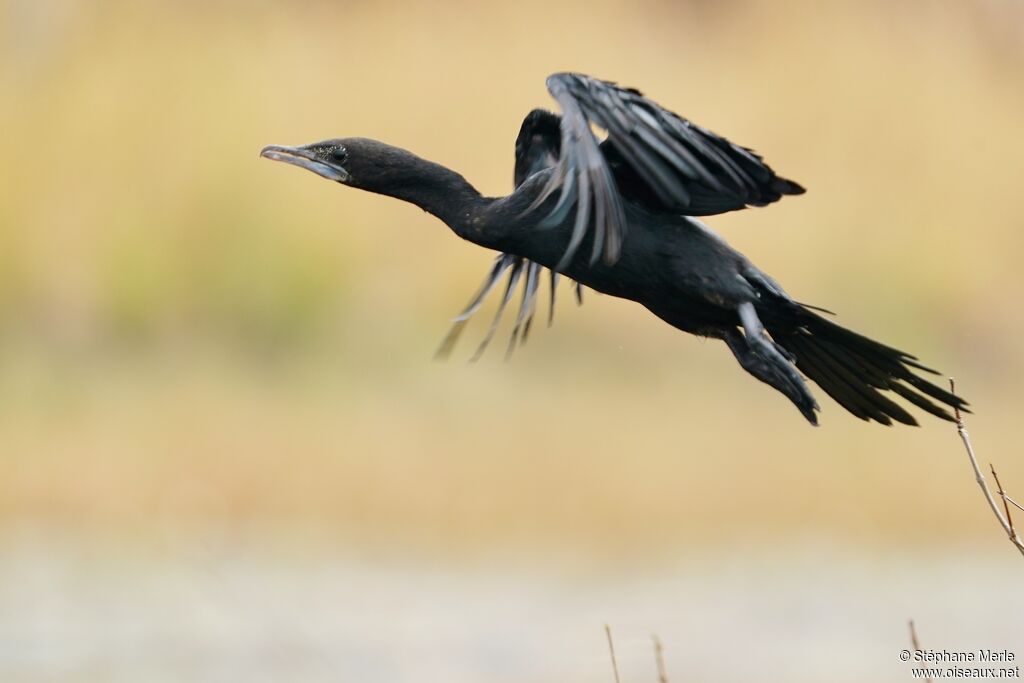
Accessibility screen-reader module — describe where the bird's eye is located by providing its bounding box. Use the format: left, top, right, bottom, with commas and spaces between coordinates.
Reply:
329, 147, 348, 163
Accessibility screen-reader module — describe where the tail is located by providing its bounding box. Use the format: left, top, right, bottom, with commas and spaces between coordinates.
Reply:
767, 305, 969, 426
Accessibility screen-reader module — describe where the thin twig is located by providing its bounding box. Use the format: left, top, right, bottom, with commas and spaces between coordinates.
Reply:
605, 624, 621, 683
990, 464, 1017, 538
908, 620, 933, 683
652, 635, 669, 683
1004, 493, 1024, 514
949, 378, 1024, 559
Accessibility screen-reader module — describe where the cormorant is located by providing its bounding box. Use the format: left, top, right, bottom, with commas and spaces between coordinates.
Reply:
261, 72, 967, 426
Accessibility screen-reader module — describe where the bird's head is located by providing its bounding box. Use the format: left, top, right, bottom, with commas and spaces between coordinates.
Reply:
260, 137, 433, 193
260, 138, 354, 184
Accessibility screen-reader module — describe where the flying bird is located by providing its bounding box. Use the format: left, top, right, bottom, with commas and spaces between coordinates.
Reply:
261, 72, 967, 425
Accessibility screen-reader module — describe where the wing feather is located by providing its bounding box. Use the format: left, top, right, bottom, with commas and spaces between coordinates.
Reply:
533, 72, 805, 266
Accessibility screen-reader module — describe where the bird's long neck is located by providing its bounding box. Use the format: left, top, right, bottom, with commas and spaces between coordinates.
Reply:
356, 147, 490, 240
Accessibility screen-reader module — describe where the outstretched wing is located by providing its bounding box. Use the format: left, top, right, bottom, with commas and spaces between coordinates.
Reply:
532, 72, 805, 268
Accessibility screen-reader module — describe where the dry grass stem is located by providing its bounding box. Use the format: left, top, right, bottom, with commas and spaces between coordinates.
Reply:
605, 624, 622, 683
908, 620, 933, 683
1003, 494, 1024, 514
652, 635, 669, 683
990, 464, 1017, 537
949, 379, 1024, 559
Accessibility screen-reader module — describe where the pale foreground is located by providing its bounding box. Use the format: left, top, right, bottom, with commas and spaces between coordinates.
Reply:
2, 534, 1021, 683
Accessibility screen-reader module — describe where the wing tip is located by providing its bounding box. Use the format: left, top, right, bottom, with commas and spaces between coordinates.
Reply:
774, 176, 806, 196
546, 72, 576, 89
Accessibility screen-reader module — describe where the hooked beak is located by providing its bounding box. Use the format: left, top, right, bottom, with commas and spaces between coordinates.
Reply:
260, 144, 350, 182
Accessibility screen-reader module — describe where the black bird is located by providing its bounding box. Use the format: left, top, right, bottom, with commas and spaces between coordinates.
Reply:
261, 72, 967, 426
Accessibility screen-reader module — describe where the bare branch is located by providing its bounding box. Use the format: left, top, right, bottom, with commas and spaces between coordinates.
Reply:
949, 378, 1024, 559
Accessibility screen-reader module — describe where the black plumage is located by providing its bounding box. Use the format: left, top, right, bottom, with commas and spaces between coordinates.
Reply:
261, 72, 967, 426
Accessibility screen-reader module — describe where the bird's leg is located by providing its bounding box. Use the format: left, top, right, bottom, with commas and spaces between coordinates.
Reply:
725, 302, 819, 424
736, 301, 797, 362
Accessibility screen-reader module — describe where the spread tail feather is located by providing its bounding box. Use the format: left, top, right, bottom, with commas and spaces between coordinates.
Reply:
768, 307, 968, 426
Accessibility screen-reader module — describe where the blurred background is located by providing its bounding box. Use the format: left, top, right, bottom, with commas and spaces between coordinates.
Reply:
1, 0, 1023, 681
